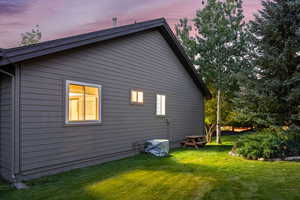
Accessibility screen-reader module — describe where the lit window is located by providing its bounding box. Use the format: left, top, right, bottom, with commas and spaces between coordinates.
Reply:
156, 94, 166, 116
66, 81, 101, 124
131, 90, 143, 104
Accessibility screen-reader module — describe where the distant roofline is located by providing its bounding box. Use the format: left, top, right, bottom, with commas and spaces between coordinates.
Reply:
0, 18, 211, 99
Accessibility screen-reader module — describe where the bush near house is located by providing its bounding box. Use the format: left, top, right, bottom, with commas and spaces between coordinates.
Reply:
234, 129, 300, 160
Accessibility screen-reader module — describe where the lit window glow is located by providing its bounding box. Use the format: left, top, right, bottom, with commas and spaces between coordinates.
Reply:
67, 81, 101, 123
131, 90, 143, 104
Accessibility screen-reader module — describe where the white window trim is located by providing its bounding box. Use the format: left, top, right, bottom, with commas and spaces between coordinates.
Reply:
65, 80, 102, 125
156, 94, 166, 116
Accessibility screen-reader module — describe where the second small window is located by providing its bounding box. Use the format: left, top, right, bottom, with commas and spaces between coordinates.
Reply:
131, 90, 143, 104
156, 94, 166, 116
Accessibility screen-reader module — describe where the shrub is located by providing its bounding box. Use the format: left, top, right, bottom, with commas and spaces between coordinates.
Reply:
285, 128, 300, 156
234, 129, 292, 160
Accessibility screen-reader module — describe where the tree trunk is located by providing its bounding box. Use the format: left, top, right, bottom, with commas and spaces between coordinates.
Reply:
216, 89, 222, 144
205, 124, 216, 143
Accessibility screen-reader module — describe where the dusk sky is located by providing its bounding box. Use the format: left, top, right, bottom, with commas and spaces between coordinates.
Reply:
0, 0, 262, 48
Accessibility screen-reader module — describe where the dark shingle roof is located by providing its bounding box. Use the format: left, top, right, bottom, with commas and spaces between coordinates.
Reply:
0, 18, 211, 99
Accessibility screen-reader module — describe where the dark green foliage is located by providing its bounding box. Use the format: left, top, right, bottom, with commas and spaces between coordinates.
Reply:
233, 0, 300, 160
234, 0, 300, 128
285, 127, 300, 156
235, 130, 288, 159
235, 129, 300, 159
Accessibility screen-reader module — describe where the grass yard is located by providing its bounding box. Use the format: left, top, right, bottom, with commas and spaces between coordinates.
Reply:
1, 134, 300, 200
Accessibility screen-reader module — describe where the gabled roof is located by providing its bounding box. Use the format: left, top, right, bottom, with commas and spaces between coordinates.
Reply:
0, 18, 211, 99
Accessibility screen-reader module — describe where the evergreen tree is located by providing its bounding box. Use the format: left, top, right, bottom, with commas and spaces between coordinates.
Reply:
235, 0, 300, 129
176, 0, 248, 143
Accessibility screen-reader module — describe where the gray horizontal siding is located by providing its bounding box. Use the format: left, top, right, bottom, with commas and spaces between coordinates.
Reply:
21, 150, 136, 181
19, 30, 204, 178
0, 74, 12, 181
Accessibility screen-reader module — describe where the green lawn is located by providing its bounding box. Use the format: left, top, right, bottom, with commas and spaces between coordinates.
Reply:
1, 134, 300, 200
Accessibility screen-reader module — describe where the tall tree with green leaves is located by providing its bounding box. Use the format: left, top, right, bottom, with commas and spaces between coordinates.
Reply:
234, 0, 300, 129
176, 0, 248, 143
20, 25, 42, 46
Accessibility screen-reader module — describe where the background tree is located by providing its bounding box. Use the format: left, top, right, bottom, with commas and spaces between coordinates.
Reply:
204, 87, 236, 142
176, 0, 248, 143
20, 25, 42, 46
234, 0, 300, 129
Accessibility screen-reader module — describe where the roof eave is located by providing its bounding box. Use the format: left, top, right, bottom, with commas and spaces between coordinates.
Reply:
0, 19, 166, 66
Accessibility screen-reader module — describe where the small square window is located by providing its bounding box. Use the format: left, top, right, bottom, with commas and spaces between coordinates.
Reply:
131, 90, 143, 104
156, 94, 166, 116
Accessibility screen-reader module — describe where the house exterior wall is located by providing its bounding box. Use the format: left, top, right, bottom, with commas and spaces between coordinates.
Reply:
18, 30, 204, 180
0, 74, 13, 181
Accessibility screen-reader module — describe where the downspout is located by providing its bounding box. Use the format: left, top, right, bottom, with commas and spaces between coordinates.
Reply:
0, 50, 17, 183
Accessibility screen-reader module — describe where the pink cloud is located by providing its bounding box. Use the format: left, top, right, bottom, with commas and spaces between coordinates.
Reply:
0, 0, 263, 48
